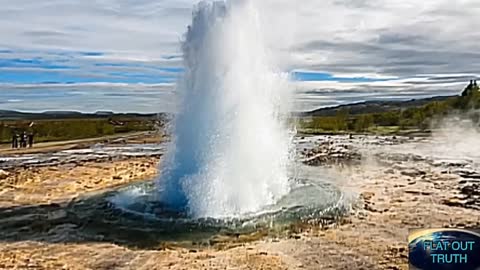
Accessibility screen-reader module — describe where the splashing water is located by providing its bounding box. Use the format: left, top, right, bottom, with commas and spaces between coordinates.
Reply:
156, 0, 295, 219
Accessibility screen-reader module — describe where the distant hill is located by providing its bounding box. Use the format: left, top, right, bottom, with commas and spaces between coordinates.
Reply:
0, 95, 458, 120
301, 95, 456, 117
0, 110, 164, 120
297, 81, 480, 134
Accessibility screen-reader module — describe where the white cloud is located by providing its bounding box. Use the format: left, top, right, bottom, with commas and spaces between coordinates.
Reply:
0, 0, 479, 112
0, 82, 177, 113
291, 0, 480, 76
0, 0, 196, 58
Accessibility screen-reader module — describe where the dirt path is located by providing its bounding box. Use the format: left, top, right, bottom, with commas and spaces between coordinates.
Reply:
0, 131, 159, 155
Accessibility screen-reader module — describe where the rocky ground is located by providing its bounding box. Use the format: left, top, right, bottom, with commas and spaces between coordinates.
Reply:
0, 134, 479, 269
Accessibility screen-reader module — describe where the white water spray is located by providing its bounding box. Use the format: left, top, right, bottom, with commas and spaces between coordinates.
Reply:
157, 0, 294, 218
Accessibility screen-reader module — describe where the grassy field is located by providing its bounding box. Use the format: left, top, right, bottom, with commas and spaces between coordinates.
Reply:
1, 83, 478, 144
0, 116, 161, 144
297, 83, 480, 135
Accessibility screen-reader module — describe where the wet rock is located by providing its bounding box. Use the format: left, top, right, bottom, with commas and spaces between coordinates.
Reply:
452, 168, 477, 176
291, 235, 301, 240
445, 181, 480, 210
400, 169, 426, 178
385, 169, 395, 174
461, 184, 480, 196
47, 210, 67, 221
365, 205, 382, 213
443, 198, 469, 208
404, 190, 432, 196
301, 143, 361, 166
460, 174, 480, 180
459, 179, 480, 185
432, 160, 470, 168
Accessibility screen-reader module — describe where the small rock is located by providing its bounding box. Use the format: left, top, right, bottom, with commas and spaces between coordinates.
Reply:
401, 169, 426, 177
0, 169, 9, 179
385, 169, 395, 174
461, 184, 480, 196
361, 192, 375, 201
443, 198, 468, 208
47, 210, 67, 220
405, 190, 432, 196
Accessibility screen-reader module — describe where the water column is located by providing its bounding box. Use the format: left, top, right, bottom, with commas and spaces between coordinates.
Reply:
157, 0, 294, 218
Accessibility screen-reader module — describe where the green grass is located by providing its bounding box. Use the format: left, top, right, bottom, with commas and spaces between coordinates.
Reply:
297, 84, 480, 135
2, 84, 478, 142
0, 117, 158, 144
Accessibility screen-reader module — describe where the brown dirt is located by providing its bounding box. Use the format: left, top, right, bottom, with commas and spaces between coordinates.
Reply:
0, 131, 162, 155
0, 149, 479, 269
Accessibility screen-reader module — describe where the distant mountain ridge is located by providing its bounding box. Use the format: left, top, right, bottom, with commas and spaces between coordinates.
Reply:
0, 94, 461, 120
301, 95, 456, 117
0, 110, 161, 120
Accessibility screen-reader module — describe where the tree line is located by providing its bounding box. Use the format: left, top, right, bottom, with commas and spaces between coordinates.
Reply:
298, 82, 480, 133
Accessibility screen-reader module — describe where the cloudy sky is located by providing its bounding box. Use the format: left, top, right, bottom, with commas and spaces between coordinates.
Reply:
0, 0, 479, 113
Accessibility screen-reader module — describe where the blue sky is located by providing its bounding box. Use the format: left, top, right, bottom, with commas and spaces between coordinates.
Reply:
0, 50, 391, 85
0, 0, 479, 112
0, 51, 182, 84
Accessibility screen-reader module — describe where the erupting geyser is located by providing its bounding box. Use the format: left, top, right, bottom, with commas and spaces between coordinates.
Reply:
157, 0, 295, 218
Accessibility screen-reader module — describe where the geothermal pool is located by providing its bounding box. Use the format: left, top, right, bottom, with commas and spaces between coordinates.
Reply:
0, 135, 354, 245
106, 163, 349, 237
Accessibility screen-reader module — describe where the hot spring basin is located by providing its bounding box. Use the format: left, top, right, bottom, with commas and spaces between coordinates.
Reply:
100, 165, 351, 245
1, 165, 352, 248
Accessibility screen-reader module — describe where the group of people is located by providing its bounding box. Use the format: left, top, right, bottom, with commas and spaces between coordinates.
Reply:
462, 79, 479, 97
11, 132, 34, 149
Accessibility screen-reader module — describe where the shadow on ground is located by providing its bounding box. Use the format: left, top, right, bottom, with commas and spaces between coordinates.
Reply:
0, 187, 346, 250
0, 189, 226, 249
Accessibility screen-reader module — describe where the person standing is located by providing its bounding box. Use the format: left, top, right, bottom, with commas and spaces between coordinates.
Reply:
16, 133, 20, 148
15, 133, 20, 148
23, 132, 28, 148
28, 133, 34, 148
19, 132, 26, 148
11, 133, 17, 149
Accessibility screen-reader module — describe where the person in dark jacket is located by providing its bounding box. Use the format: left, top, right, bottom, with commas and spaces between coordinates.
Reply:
16, 134, 20, 148
19, 132, 26, 148
28, 133, 34, 148
16, 133, 21, 148
11, 133, 17, 149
